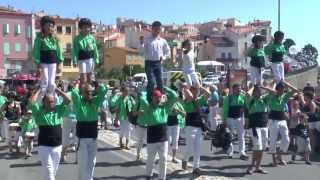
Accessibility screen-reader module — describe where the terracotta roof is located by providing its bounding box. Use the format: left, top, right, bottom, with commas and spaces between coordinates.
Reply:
210, 36, 233, 46
228, 26, 255, 34
0, 6, 31, 16
249, 20, 271, 27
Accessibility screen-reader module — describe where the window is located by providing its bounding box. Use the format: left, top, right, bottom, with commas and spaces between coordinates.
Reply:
63, 58, 72, 67
66, 43, 72, 52
244, 42, 248, 51
261, 29, 267, 36
15, 24, 21, 35
57, 26, 63, 34
3, 24, 9, 34
3, 42, 10, 55
228, 52, 232, 59
26, 26, 32, 38
26, 43, 31, 52
221, 52, 226, 58
65, 26, 71, 34
15, 43, 21, 52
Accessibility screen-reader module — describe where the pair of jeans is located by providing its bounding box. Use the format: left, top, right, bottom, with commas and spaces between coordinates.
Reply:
145, 60, 163, 101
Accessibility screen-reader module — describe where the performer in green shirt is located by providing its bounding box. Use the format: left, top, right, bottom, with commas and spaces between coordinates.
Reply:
30, 86, 70, 180
247, 35, 266, 85
245, 86, 269, 174
72, 18, 99, 84
264, 31, 286, 83
261, 81, 298, 166
20, 110, 37, 158
71, 82, 107, 180
32, 16, 64, 95
222, 83, 248, 160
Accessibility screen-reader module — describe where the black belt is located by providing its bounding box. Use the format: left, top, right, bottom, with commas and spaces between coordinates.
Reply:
186, 112, 202, 128
250, 56, 265, 68
38, 125, 62, 147
76, 121, 98, 139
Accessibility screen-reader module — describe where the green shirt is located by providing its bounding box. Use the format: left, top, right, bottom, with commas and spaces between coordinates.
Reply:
139, 87, 178, 126
0, 95, 7, 107
136, 91, 148, 127
20, 118, 37, 134
72, 34, 99, 64
108, 94, 120, 108
71, 85, 108, 122
247, 48, 265, 67
264, 43, 286, 63
115, 95, 136, 122
223, 93, 246, 120
265, 92, 293, 112
247, 95, 268, 114
183, 96, 207, 113
32, 33, 64, 64
30, 102, 67, 126
172, 101, 186, 128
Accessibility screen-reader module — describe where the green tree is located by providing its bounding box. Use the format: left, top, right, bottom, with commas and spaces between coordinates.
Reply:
302, 44, 318, 61
107, 67, 126, 82
283, 38, 296, 51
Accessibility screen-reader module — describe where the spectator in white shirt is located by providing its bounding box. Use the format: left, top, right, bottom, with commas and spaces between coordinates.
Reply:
139, 21, 171, 102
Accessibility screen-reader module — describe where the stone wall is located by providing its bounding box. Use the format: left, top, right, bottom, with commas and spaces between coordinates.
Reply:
286, 66, 318, 90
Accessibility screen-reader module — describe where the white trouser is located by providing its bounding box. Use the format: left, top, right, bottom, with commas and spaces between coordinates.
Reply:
209, 105, 219, 131
184, 126, 202, 169
227, 117, 246, 156
250, 66, 263, 85
40, 63, 57, 94
249, 127, 268, 151
78, 138, 97, 180
1, 119, 9, 141
62, 117, 77, 147
135, 126, 147, 154
37, 145, 62, 180
167, 125, 180, 150
146, 141, 168, 179
269, 120, 290, 154
271, 62, 284, 83
184, 72, 200, 88
79, 58, 94, 74
120, 120, 132, 139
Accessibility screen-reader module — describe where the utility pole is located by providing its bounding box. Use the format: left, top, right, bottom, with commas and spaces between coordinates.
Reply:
278, 0, 281, 31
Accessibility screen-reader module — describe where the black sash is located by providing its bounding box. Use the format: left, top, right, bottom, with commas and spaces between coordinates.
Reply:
147, 124, 167, 143
78, 49, 94, 60
271, 51, 284, 63
248, 112, 268, 128
38, 125, 62, 146
76, 121, 98, 139
40, 50, 57, 64
250, 56, 265, 68
167, 115, 179, 126
269, 110, 286, 120
228, 106, 244, 118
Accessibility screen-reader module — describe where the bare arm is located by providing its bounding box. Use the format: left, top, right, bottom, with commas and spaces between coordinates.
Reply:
29, 89, 41, 103
56, 88, 71, 105
260, 86, 277, 95
283, 80, 299, 93
200, 86, 211, 101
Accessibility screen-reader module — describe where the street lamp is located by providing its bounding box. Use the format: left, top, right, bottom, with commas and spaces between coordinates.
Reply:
278, 0, 281, 31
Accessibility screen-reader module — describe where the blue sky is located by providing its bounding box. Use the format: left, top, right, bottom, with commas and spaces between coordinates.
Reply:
2, 0, 320, 52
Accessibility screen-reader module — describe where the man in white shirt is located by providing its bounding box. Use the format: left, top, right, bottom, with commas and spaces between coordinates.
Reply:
139, 21, 171, 101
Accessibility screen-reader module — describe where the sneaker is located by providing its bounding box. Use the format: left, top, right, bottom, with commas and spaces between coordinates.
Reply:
240, 154, 249, 161
192, 168, 202, 177
182, 160, 187, 170
305, 161, 312, 165
172, 158, 178, 163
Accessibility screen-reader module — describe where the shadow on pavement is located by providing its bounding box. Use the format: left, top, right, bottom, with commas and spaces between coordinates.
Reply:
95, 160, 145, 168
10, 162, 41, 168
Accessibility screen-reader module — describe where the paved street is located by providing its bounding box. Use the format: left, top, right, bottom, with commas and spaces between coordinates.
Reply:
1, 127, 320, 180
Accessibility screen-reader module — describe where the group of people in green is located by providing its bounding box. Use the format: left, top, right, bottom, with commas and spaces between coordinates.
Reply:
0, 14, 318, 180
